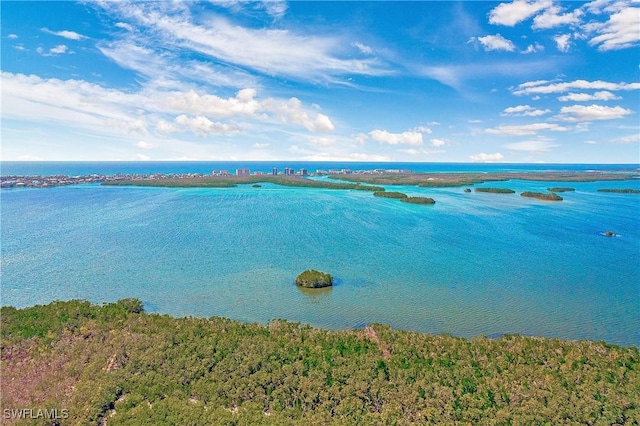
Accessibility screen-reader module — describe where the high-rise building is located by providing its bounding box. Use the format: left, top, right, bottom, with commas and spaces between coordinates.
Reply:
300, 168, 308, 176
272, 167, 278, 176
236, 168, 250, 176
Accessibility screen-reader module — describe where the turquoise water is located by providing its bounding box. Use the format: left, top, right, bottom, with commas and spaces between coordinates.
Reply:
1, 167, 639, 346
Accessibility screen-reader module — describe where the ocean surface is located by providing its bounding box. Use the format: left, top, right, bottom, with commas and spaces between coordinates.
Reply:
2, 162, 639, 347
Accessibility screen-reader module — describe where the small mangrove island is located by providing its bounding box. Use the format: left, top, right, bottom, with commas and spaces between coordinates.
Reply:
548, 187, 575, 192
295, 270, 333, 289
373, 191, 407, 199
399, 196, 436, 205
475, 187, 516, 194
521, 191, 563, 201
598, 188, 640, 194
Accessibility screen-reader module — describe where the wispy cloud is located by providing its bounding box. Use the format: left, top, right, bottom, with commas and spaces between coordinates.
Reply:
369, 129, 424, 146
556, 104, 633, 121
502, 105, 551, 117
41, 27, 87, 40
512, 79, 640, 95
557, 91, 620, 102
503, 140, 559, 152
472, 34, 516, 51
97, 1, 391, 84
486, 122, 570, 136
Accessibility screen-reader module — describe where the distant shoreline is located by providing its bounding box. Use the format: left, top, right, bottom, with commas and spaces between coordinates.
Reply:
2, 169, 638, 189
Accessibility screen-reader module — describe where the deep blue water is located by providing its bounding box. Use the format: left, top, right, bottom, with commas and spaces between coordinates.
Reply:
2, 162, 639, 346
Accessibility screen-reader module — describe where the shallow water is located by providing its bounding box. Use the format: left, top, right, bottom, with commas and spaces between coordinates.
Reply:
2, 170, 639, 346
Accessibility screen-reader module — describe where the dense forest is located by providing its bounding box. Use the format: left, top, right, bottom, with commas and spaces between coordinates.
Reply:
2, 299, 638, 425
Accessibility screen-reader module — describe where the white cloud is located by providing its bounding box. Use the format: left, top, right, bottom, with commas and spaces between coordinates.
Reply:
502, 105, 551, 116
556, 104, 633, 121
135, 153, 150, 161
174, 115, 241, 137
413, 126, 433, 134
488, 0, 552, 26
503, 140, 559, 152
50, 44, 69, 54
37, 45, 70, 56
1, 72, 335, 143
399, 148, 446, 156
614, 134, 639, 144
521, 43, 544, 54
252, 143, 269, 149
430, 138, 447, 147
586, 4, 640, 51
486, 123, 570, 135
302, 152, 391, 162
308, 137, 337, 147
474, 34, 516, 51
8, 34, 18, 39
554, 34, 572, 52
136, 140, 156, 149
354, 133, 369, 145
512, 79, 640, 95
115, 22, 134, 32
98, 2, 391, 83
352, 41, 373, 54
369, 129, 424, 146
532, 5, 582, 29
557, 91, 621, 102
469, 152, 504, 162
41, 28, 87, 40
263, 97, 335, 132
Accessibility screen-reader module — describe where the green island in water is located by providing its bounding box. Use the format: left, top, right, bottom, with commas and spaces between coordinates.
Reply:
1, 299, 638, 425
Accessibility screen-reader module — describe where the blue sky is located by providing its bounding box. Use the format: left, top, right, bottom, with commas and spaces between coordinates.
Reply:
1, 1, 638, 163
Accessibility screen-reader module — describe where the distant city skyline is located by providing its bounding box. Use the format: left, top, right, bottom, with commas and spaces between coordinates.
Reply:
1, 1, 639, 163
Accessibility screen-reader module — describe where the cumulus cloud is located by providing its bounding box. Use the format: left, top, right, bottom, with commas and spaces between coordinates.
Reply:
554, 34, 572, 52
41, 28, 87, 40
532, 5, 582, 29
473, 34, 516, 51
174, 115, 241, 137
502, 105, 551, 116
521, 43, 544, 54
1, 72, 335, 143
556, 104, 633, 121
586, 4, 640, 51
37, 45, 70, 56
369, 130, 424, 146
557, 91, 620, 102
430, 138, 447, 147
488, 0, 552, 26
8, 34, 18, 39
469, 152, 504, 162
486, 123, 570, 135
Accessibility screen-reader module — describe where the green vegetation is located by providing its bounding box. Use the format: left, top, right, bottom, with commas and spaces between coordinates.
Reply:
521, 191, 564, 201
598, 188, 640, 194
252, 184, 262, 188
464, 188, 472, 193
103, 176, 384, 192
373, 191, 408, 199
548, 187, 575, 192
400, 196, 436, 205
330, 171, 637, 188
2, 299, 638, 425
295, 270, 333, 289
475, 187, 516, 194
